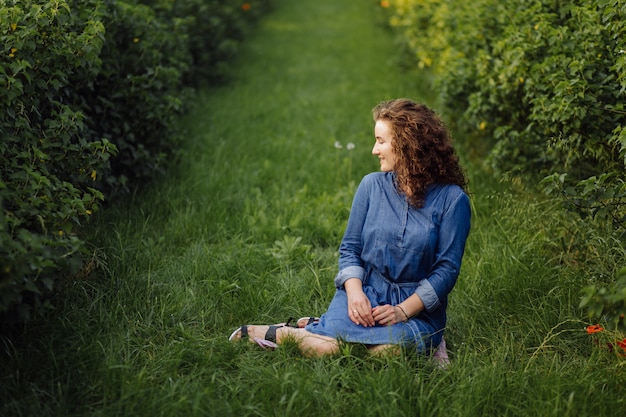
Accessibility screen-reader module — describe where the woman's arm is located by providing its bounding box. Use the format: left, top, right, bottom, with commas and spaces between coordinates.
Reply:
414, 190, 471, 312
334, 175, 374, 288
335, 175, 378, 326
344, 278, 375, 327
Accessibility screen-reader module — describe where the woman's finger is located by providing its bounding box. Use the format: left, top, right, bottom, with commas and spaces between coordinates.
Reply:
349, 307, 361, 325
350, 307, 368, 327
372, 305, 394, 325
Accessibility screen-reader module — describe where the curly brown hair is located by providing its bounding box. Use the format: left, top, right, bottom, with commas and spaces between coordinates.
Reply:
372, 99, 468, 208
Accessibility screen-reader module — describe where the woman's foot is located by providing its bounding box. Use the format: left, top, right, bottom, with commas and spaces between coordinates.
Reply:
229, 324, 280, 341
296, 317, 320, 328
228, 324, 282, 350
432, 337, 450, 367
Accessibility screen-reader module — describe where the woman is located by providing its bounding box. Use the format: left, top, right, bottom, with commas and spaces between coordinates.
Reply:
229, 99, 471, 357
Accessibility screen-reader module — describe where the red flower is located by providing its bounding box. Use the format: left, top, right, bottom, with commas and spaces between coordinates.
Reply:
586, 324, 604, 334
618, 338, 626, 351
242, 3, 251, 11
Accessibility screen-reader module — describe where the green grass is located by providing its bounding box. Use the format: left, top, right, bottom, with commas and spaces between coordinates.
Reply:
2, 0, 625, 416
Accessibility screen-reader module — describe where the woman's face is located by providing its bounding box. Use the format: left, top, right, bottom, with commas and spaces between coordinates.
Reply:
372, 120, 396, 172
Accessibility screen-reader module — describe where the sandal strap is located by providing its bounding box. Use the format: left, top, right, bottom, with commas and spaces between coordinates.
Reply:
265, 316, 299, 341
228, 325, 249, 342
296, 316, 320, 328
265, 316, 295, 341
264, 325, 280, 342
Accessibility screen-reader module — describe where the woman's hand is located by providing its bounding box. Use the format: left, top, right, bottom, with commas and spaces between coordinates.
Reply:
344, 278, 375, 327
372, 304, 406, 326
374, 296, 423, 326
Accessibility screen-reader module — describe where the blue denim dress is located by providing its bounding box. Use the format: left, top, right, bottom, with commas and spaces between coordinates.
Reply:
306, 172, 471, 351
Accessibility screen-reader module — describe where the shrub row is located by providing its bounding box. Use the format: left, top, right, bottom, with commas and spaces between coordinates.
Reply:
384, 0, 625, 327
387, 0, 625, 220
0, 0, 272, 321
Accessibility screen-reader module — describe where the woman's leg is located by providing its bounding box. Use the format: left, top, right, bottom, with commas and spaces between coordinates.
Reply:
234, 325, 340, 357
367, 344, 401, 357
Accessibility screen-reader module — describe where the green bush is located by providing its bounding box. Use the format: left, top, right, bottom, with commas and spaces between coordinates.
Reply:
388, 0, 625, 190
152, 0, 273, 84
83, 0, 192, 192
1, 1, 115, 320
0, 0, 272, 321
580, 266, 626, 330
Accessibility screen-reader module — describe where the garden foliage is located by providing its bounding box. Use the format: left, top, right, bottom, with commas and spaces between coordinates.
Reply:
385, 0, 626, 327
0, 0, 271, 320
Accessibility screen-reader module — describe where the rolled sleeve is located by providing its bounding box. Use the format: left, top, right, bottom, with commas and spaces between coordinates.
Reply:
414, 279, 440, 312
334, 265, 365, 288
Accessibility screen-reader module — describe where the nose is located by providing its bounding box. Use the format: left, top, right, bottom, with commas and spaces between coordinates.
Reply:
372, 142, 379, 155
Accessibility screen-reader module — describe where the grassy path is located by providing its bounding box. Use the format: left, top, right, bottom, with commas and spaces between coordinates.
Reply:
2, 0, 624, 416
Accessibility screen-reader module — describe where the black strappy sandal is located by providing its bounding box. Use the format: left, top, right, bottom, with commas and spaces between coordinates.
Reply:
296, 317, 320, 328
228, 317, 297, 343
